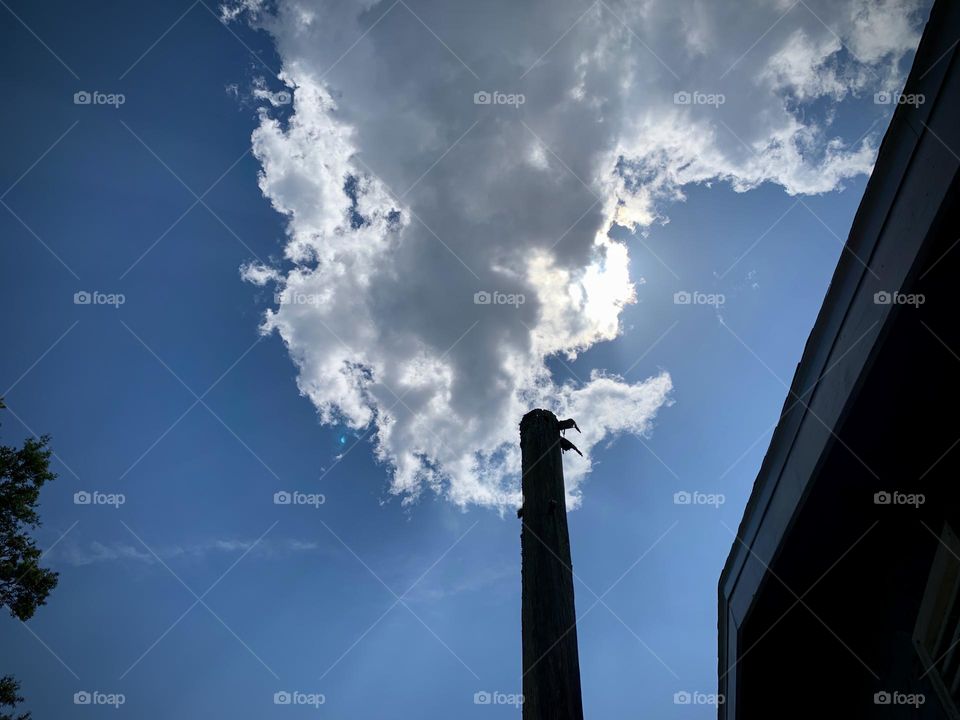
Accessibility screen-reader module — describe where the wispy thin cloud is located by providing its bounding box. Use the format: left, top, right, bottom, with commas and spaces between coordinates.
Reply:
50, 538, 324, 567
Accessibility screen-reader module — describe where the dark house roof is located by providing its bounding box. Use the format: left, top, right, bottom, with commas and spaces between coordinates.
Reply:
718, 1, 960, 717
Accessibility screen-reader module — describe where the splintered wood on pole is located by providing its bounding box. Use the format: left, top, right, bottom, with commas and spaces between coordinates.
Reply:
519, 409, 584, 720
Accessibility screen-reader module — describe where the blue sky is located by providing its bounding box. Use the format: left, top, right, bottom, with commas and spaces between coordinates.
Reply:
0, 0, 929, 717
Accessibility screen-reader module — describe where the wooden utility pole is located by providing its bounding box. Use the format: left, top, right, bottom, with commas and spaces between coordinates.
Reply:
519, 408, 584, 720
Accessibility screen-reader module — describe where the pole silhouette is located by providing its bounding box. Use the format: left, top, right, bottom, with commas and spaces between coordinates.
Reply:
519, 408, 584, 720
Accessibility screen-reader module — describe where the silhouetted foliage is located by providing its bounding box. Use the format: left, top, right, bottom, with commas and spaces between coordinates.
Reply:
0, 399, 59, 720
0, 675, 29, 720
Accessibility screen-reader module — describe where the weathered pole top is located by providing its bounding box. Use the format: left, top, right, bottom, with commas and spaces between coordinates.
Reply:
520, 408, 557, 432
520, 409, 582, 456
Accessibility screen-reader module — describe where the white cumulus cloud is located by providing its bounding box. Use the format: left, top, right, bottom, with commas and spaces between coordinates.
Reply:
226, 0, 925, 509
